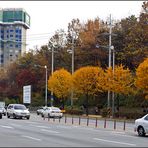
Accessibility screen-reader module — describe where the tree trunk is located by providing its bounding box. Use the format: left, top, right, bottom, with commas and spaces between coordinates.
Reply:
86, 93, 89, 116
62, 98, 65, 109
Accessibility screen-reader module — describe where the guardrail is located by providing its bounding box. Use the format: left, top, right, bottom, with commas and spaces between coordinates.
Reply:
42, 114, 135, 132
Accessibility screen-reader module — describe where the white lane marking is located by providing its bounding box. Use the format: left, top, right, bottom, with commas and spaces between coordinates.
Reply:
57, 125, 71, 129
41, 129, 59, 134
0, 125, 14, 129
93, 138, 136, 146
111, 133, 138, 138
22, 135, 41, 141
10, 123, 21, 127
35, 125, 51, 129
111, 131, 125, 134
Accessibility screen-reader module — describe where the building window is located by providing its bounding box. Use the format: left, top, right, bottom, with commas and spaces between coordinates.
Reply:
0, 54, 4, 59
1, 59, 4, 63
10, 29, 14, 32
10, 44, 13, 48
15, 44, 19, 48
19, 29, 22, 34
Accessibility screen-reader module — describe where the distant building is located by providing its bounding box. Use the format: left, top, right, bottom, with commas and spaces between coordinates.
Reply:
0, 8, 30, 68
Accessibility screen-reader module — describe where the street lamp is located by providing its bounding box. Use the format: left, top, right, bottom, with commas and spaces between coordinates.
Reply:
67, 35, 74, 106
96, 14, 116, 116
48, 40, 59, 107
34, 64, 48, 107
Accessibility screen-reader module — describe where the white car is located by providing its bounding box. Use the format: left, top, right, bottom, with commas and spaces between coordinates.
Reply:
7, 104, 30, 119
135, 114, 148, 136
42, 107, 63, 118
37, 106, 47, 115
0, 106, 6, 116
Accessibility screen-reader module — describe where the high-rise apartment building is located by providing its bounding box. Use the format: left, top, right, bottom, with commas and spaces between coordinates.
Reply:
0, 8, 30, 68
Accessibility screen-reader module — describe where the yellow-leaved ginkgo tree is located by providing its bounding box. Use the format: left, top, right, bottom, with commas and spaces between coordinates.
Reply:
135, 58, 148, 99
102, 65, 134, 94
48, 68, 72, 108
102, 64, 134, 112
72, 66, 104, 116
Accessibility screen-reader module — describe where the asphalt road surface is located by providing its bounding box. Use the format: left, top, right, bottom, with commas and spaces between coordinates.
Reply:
0, 113, 147, 147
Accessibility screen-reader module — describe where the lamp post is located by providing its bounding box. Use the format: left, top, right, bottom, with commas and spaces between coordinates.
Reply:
34, 64, 48, 106
48, 40, 57, 107
96, 14, 116, 115
50, 45, 54, 107
45, 65, 48, 107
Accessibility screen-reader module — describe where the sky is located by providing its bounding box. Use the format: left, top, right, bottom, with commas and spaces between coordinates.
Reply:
0, 1, 144, 51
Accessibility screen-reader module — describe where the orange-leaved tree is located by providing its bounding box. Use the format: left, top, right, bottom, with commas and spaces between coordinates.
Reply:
72, 66, 104, 115
102, 65, 134, 95
48, 68, 72, 108
135, 58, 148, 99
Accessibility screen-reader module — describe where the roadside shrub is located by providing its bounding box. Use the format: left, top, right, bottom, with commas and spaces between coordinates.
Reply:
114, 112, 145, 119
100, 108, 108, 117
66, 108, 83, 115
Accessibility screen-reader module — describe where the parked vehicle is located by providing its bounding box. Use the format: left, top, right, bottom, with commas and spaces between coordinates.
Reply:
37, 106, 47, 115
0, 112, 2, 119
135, 114, 148, 136
7, 104, 30, 119
0, 106, 6, 116
42, 107, 63, 118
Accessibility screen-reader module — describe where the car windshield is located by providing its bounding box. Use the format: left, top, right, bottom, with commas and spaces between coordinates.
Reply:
51, 107, 60, 111
14, 105, 26, 110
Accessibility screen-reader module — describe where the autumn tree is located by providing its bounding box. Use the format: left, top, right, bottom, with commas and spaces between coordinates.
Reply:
48, 69, 72, 108
135, 58, 148, 99
72, 66, 104, 115
102, 65, 134, 94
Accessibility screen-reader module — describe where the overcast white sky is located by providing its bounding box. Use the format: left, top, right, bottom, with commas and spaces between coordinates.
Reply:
0, 1, 144, 50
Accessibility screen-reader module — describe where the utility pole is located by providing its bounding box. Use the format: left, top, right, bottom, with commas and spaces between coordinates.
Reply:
71, 29, 74, 106
112, 46, 115, 117
51, 45, 54, 107
45, 65, 48, 107
108, 14, 112, 109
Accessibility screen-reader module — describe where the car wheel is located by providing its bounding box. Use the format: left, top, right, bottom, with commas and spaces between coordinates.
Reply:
41, 114, 44, 118
138, 126, 145, 136
4, 113, 6, 116
7, 113, 10, 118
0, 114, 2, 119
48, 113, 51, 118
37, 112, 39, 115
13, 113, 16, 119
26, 117, 30, 120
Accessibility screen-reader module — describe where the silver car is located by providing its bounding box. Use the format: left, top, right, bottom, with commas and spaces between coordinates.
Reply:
37, 106, 47, 115
7, 104, 30, 119
135, 114, 148, 136
42, 107, 63, 118
0, 106, 6, 116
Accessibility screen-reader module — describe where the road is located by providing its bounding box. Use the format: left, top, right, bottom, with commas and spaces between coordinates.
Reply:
0, 113, 147, 147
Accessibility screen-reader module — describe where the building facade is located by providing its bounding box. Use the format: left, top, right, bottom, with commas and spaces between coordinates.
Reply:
0, 8, 30, 68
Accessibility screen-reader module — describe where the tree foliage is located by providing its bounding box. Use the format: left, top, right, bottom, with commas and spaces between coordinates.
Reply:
73, 66, 104, 96
102, 65, 134, 95
135, 58, 148, 99
48, 68, 72, 99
